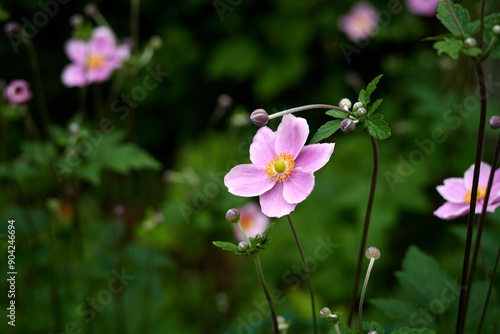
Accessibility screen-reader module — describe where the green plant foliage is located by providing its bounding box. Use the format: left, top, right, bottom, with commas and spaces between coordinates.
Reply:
436, 2, 480, 36
391, 327, 436, 334
310, 119, 342, 143
433, 38, 464, 59
366, 113, 391, 140
483, 13, 500, 59
358, 74, 383, 106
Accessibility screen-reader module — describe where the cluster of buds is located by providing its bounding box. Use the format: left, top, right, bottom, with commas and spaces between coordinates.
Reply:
339, 98, 366, 134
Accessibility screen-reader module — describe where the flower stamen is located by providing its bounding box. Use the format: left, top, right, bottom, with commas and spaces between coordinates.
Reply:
464, 186, 487, 204
87, 54, 106, 69
265, 153, 295, 182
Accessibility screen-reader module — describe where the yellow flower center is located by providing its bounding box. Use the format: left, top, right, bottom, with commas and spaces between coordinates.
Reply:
265, 153, 295, 182
464, 186, 487, 204
87, 54, 106, 69
240, 214, 251, 230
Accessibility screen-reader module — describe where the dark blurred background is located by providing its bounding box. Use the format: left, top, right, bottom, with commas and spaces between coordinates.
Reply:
0, 0, 499, 333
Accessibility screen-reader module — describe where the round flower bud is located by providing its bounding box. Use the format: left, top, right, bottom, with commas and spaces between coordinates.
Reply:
464, 37, 476, 48
356, 107, 367, 117
149, 35, 163, 49
277, 316, 286, 325
70, 14, 83, 27
489, 115, 500, 130
238, 241, 249, 251
353, 102, 364, 112
225, 208, 240, 224
256, 232, 265, 239
368, 331, 378, 334
4, 22, 22, 37
320, 307, 331, 318
250, 109, 269, 127
340, 118, 355, 134
217, 94, 232, 110
493, 25, 500, 36
339, 98, 352, 110
68, 123, 80, 134
365, 246, 380, 260
84, 3, 98, 16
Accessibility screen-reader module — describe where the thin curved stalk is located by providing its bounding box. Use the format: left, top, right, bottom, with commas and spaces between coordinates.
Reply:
286, 214, 317, 334
478, 245, 500, 333
253, 254, 279, 334
348, 136, 379, 326
455, 62, 488, 334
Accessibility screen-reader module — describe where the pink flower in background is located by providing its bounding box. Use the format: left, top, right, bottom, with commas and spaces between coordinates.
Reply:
434, 162, 500, 220
232, 203, 270, 242
338, 2, 379, 42
61, 26, 130, 87
3, 79, 32, 104
224, 114, 335, 218
406, 0, 444, 16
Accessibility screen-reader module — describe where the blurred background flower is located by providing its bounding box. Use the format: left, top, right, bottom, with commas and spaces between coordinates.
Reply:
232, 202, 270, 241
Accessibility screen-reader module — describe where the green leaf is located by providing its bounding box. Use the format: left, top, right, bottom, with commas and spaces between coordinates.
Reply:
482, 13, 500, 59
436, 2, 479, 36
368, 99, 383, 116
326, 109, 348, 119
212, 241, 241, 255
395, 246, 455, 308
421, 34, 454, 42
366, 74, 383, 98
391, 327, 436, 334
366, 113, 391, 140
433, 38, 464, 59
358, 89, 368, 105
310, 119, 342, 143
463, 47, 482, 57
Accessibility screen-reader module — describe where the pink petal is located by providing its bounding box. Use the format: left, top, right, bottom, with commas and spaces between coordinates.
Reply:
233, 202, 269, 241
275, 114, 309, 158
89, 26, 117, 56
224, 164, 275, 197
250, 127, 277, 165
433, 202, 469, 220
86, 66, 114, 84
490, 182, 500, 204
464, 162, 491, 188
116, 44, 131, 62
295, 143, 335, 172
65, 39, 88, 65
282, 169, 315, 204
259, 182, 297, 218
61, 64, 86, 87
436, 178, 467, 204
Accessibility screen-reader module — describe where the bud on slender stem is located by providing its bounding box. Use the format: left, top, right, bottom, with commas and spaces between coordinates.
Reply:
339, 98, 352, 110
359, 247, 380, 331
489, 115, 500, 130
340, 119, 355, 134
225, 208, 240, 224
251, 109, 269, 127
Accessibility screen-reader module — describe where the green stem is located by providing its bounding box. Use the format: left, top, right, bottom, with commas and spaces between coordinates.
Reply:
253, 254, 279, 334
455, 62, 488, 334
286, 214, 317, 334
268, 104, 356, 120
444, 0, 466, 38
478, 0, 486, 49
236, 221, 252, 248
348, 136, 379, 326
478, 245, 500, 333
358, 257, 375, 331
478, 36, 498, 62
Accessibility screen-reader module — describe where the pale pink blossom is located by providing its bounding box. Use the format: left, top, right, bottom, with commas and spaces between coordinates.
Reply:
338, 2, 379, 42
224, 114, 335, 218
406, 0, 445, 17
3, 79, 32, 105
232, 203, 270, 242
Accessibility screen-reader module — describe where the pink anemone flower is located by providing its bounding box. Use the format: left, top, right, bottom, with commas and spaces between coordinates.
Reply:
434, 162, 500, 220
224, 114, 335, 218
61, 26, 130, 87
232, 203, 270, 242
406, 0, 445, 17
3, 79, 32, 105
338, 2, 379, 42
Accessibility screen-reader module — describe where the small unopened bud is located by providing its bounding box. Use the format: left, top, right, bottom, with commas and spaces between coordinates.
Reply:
464, 37, 476, 48
84, 3, 98, 16
149, 35, 163, 49
4, 22, 22, 37
225, 208, 240, 224
70, 14, 83, 27
251, 109, 269, 126
340, 118, 355, 134
238, 241, 249, 251
356, 107, 367, 117
339, 98, 352, 110
368, 331, 378, 334
489, 115, 500, 130
353, 102, 364, 112
256, 232, 265, 239
493, 25, 500, 36
365, 246, 380, 260
68, 123, 80, 134
277, 316, 286, 324
320, 307, 332, 318
217, 94, 232, 110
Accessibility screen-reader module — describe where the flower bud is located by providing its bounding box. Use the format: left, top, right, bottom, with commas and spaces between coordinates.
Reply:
353, 102, 364, 112
339, 98, 352, 110
84, 3, 98, 16
70, 14, 83, 27
217, 94, 232, 110
489, 115, 500, 130
4, 22, 22, 37
320, 307, 332, 318
368, 331, 378, 334
493, 25, 500, 36
225, 208, 240, 224
68, 123, 80, 134
340, 118, 355, 134
250, 109, 269, 127
238, 241, 249, 251
256, 232, 265, 240
464, 37, 476, 48
277, 316, 286, 324
149, 35, 163, 49
365, 246, 380, 260
356, 107, 367, 117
